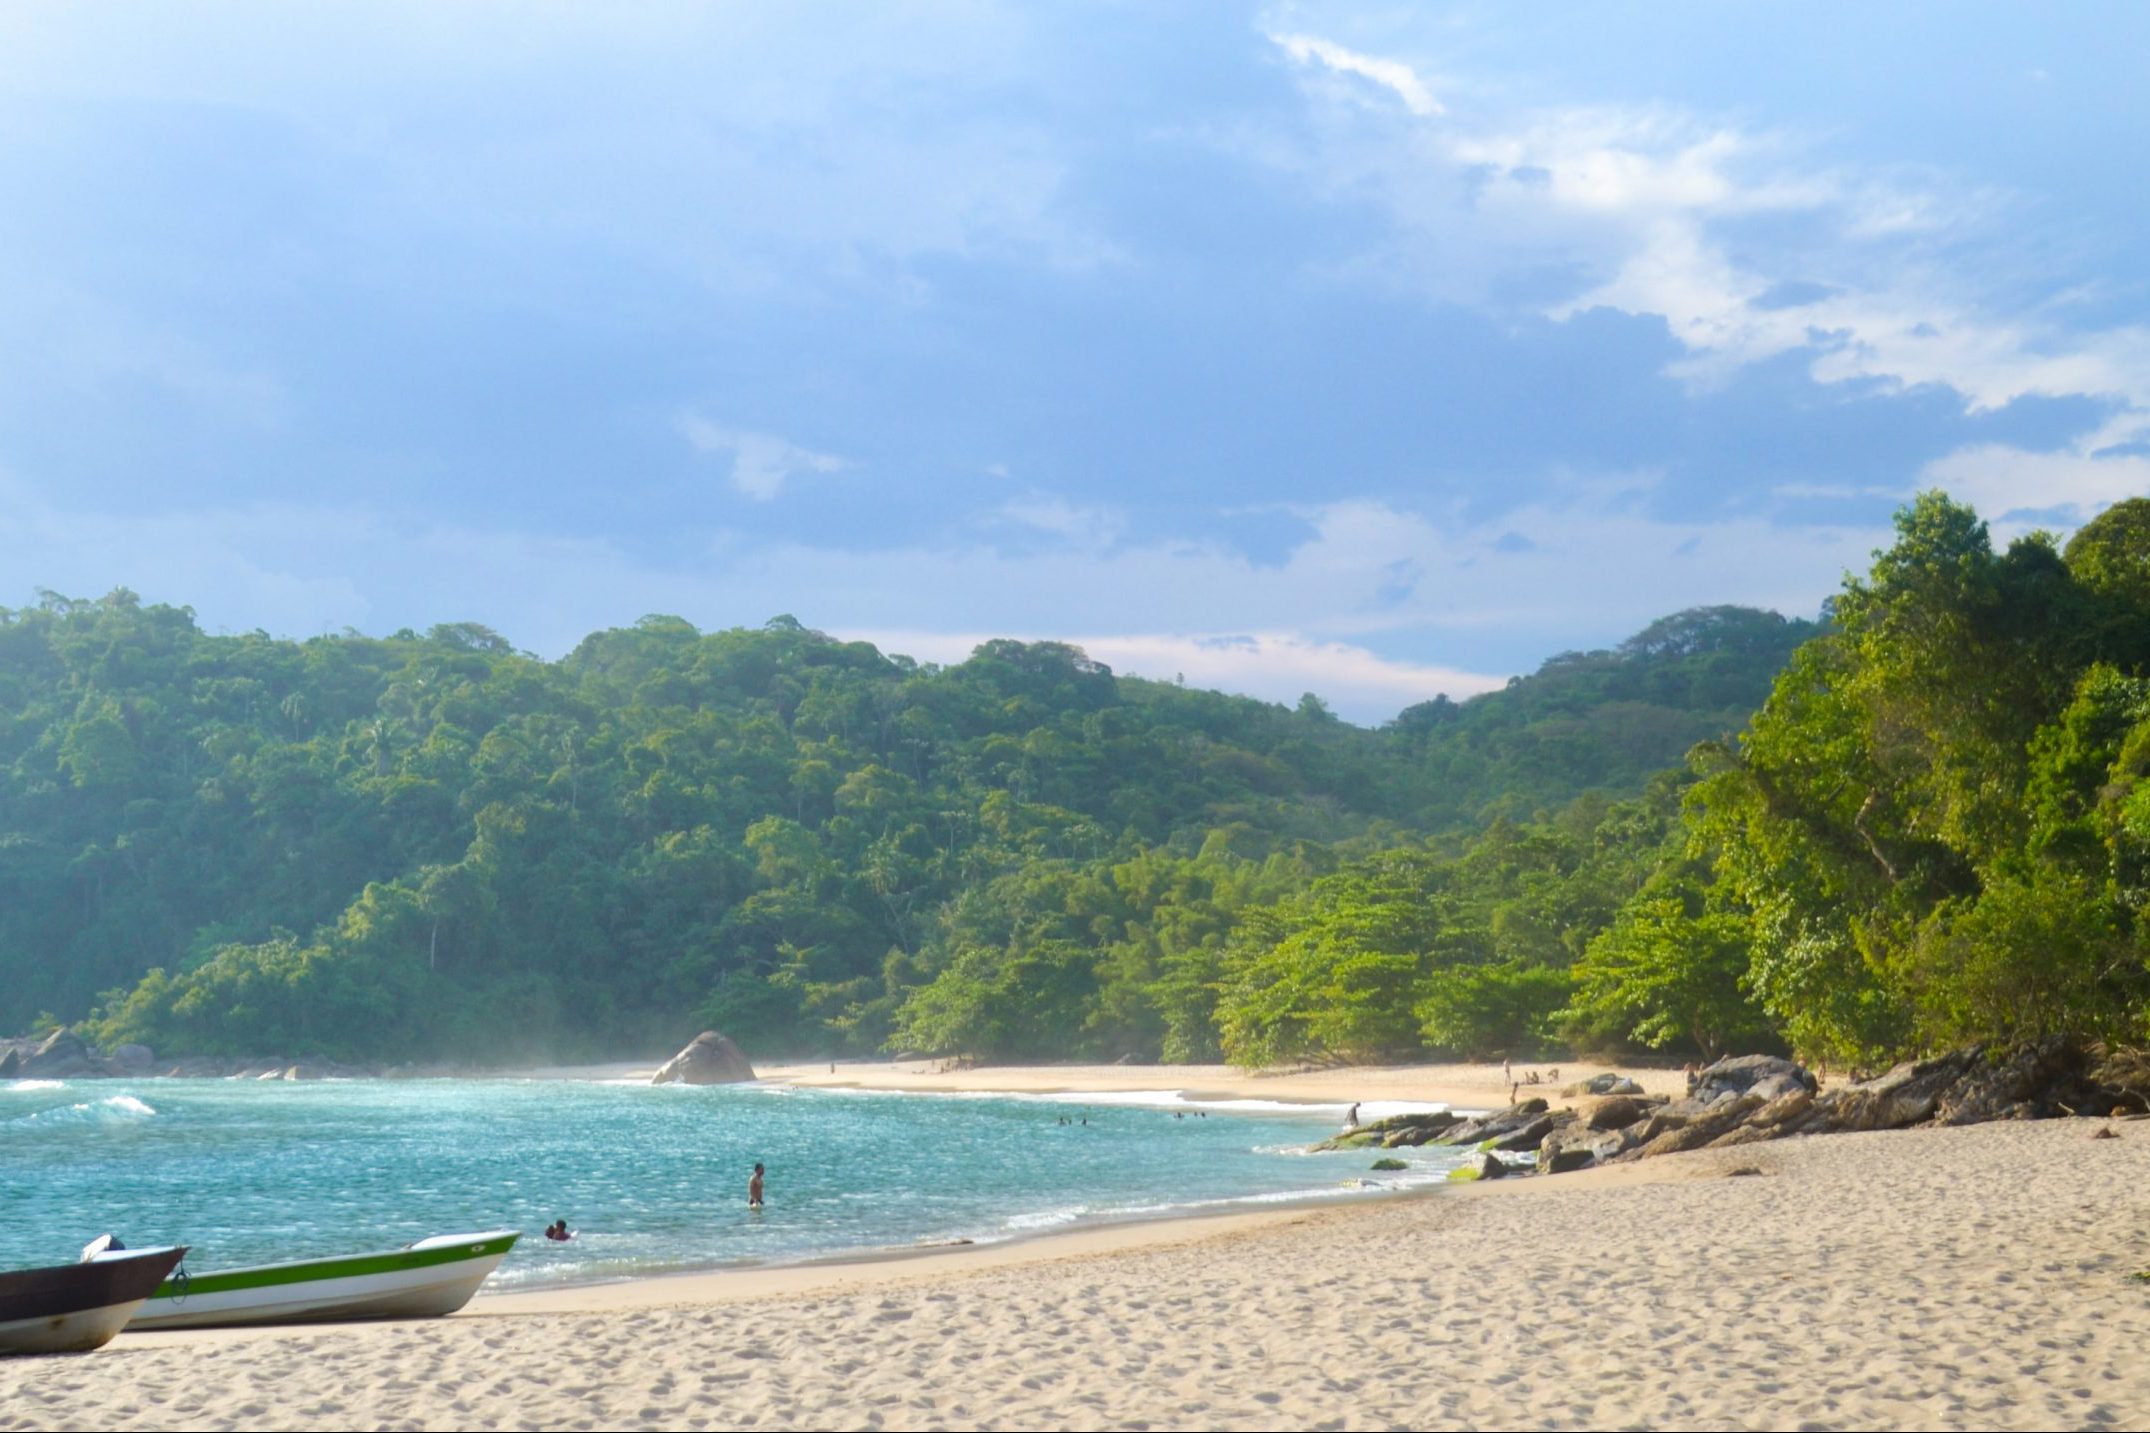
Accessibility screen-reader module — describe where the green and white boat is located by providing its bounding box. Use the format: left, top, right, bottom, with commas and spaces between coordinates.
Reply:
126, 1230, 519, 1331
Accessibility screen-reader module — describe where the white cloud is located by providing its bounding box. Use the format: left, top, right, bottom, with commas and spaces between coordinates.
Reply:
1271, 32, 1443, 117
678, 416, 849, 501
1258, 30, 2150, 523
1918, 444, 2150, 520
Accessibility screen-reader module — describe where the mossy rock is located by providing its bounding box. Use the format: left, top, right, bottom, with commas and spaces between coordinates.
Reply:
1446, 1164, 1483, 1182
1370, 1157, 1407, 1171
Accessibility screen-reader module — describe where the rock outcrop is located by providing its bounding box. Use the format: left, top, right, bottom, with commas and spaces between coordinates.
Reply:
1543, 1042, 2134, 1176
1690, 1054, 1815, 1106
651, 1031, 758, 1086
1310, 1110, 1463, 1151
19, 1029, 99, 1078
1441, 1098, 1551, 1147
1315, 1042, 2148, 1179
1583, 1095, 1647, 1131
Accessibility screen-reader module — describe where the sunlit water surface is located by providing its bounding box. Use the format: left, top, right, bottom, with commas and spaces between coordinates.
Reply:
2, 1079, 1474, 1287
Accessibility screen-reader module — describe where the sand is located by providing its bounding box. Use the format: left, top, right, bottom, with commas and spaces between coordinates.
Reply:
760, 1056, 1690, 1111
7, 1113, 2149, 1431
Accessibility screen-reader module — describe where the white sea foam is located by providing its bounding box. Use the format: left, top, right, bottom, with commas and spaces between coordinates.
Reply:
1004, 1206, 1087, 1231
5, 1093, 157, 1128
5, 1079, 65, 1091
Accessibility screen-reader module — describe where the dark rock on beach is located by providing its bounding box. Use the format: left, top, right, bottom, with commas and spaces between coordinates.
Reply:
1537, 1131, 1599, 1175
1308, 1043, 2150, 1176
1583, 1095, 1649, 1131
1450, 1152, 1514, 1181
651, 1030, 758, 1086
1588, 1043, 2134, 1173
1310, 1110, 1464, 1152
1563, 1073, 1644, 1097
1490, 1113, 1562, 1152
1440, 1098, 1550, 1148
1691, 1054, 1815, 1106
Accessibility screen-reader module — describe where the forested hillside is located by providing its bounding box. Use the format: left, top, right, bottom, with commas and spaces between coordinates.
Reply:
0, 589, 1806, 1062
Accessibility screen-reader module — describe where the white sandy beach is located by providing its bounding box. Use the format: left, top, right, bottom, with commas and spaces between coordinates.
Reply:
765, 1056, 1691, 1110
6, 1112, 2148, 1431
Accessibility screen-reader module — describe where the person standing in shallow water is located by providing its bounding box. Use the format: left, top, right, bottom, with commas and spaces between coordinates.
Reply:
749, 1162, 765, 1209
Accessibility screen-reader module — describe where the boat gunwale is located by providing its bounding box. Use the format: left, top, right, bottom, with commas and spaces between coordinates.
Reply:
149, 1231, 518, 1300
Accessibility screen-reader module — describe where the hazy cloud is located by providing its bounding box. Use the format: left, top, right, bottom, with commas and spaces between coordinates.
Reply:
679, 417, 850, 501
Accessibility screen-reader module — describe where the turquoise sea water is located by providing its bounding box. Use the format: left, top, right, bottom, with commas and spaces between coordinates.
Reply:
1, 1079, 1474, 1288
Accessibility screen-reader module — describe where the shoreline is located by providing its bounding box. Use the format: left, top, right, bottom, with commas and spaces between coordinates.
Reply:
16, 1117, 2145, 1429
751, 1056, 1689, 1113
463, 1170, 1463, 1308
6, 1057, 1669, 1308
5, 1052, 1692, 1121
8, 1061, 1544, 1305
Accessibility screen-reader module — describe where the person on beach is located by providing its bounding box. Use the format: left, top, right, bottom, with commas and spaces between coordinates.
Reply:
1346, 1102, 1361, 1129
749, 1162, 765, 1209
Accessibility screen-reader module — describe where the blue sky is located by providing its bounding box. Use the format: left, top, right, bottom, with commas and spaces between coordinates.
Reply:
3, 3, 2146, 721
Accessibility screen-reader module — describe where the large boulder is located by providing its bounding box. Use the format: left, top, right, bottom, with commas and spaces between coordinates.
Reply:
1584, 1095, 1649, 1131
1536, 1123, 1615, 1174
1691, 1054, 1815, 1106
1626, 1092, 1766, 1159
1563, 1073, 1644, 1097
0, 1046, 19, 1078
20, 1028, 100, 1079
109, 1043, 154, 1074
1441, 1098, 1549, 1146
651, 1031, 757, 1086
1932, 1040, 2093, 1124
1816, 1049, 1983, 1132
1491, 1113, 1560, 1152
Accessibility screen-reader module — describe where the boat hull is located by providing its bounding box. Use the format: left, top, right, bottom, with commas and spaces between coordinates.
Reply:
128, 1231, 519, 1331
0, 1247, 188, 1356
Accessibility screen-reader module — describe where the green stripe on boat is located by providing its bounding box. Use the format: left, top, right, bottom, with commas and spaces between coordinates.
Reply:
150, 1235, 519, 1300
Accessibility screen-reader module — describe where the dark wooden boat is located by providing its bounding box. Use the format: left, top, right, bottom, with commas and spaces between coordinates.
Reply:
0, 1246, 188, 1355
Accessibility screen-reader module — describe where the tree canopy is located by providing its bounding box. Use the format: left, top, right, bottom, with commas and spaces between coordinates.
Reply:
0, 588, 1807, 1063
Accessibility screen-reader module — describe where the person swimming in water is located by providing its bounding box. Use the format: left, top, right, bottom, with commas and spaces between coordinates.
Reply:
749, 1162, 765, 1209
543, 1219, 573, 1242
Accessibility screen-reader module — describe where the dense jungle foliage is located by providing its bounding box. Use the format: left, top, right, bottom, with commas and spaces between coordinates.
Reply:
43, 482, 2150, 1076
0, 585, 1808, 1063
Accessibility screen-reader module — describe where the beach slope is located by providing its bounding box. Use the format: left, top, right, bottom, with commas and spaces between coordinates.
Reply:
5, 1117, 2148, 1430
